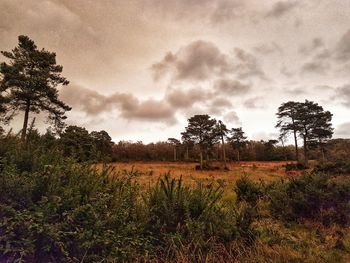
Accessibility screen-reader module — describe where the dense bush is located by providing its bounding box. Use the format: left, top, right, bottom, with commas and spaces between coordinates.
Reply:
0, 163, 152, 262
313, 161, 350, 174
0, 142, 258, 262
284, 162, 308, 171
146, 175, 257, 249
234, 177, 264, 206
2, 131, 350, 261
267, 173, 350, 226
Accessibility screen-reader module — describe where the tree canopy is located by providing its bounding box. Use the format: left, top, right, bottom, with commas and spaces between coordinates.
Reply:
276, 100, 333, 166
181, 114, 218, 168
0, 35, 71, 141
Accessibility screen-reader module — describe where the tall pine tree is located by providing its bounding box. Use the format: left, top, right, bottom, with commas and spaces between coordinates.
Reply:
0, 35, 71, 142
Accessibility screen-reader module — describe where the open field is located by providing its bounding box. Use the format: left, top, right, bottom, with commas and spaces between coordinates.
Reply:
108, 161, 298, 188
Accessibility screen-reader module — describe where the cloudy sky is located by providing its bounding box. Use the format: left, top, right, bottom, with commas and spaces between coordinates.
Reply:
1, 0, 350, 142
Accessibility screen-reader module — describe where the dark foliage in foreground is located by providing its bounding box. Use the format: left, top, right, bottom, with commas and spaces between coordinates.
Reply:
268, 173, 350, 226
1, 135, 350, 262
0, 140, 257, 262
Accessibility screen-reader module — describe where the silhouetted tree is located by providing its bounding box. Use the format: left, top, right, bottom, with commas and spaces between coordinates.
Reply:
276, 101, 301, 163
167, 138, 181, 161
60, 125, 93, 162
216, 120, 229, 168
228, 127, 247, 162
181, 132, 195, 161
0, 35, 71, 142
181, 114, 217, 169
90, 130, 114, 161
296, 100, 333, 166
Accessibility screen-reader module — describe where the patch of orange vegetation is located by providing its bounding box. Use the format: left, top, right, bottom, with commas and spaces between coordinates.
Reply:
106, 161, 292, 188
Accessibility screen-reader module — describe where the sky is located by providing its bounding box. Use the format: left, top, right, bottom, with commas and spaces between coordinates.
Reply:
1, 0, 350, 143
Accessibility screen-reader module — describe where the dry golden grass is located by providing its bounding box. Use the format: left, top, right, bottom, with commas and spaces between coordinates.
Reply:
107, 161, 295, 189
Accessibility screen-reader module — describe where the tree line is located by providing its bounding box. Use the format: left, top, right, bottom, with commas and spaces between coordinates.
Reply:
0, 35, 337, 167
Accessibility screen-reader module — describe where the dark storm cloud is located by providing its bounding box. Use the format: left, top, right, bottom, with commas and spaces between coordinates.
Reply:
286, 87, 307, 95
253, 42, 283, 55
336, 84, 350, 107
299, 38, 324, 55
280, 65, 294, 78
233, 48, 267, 80
145, 0, 244, 25
266, 1, 300, 18
151, 40, 231, 81
335, 29, 350, 61
223, 111, 240, 124
301, 49, 331, 75
60, 85, 176, 123
301, 61, 330, 75
210, 1, 243, 24
153, 42, 267, 83
207, 97, 233, 115
214, 79, 251, 95
243, 97, 265, 109
166, 87, 210, 108
335, 122, 350, 138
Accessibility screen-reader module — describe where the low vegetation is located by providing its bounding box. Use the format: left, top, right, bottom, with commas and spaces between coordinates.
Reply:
1, 135, 350, 262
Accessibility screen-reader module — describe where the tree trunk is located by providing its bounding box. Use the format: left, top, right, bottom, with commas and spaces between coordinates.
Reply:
173, 147, 176, 161
321, 146, 325, 163
237, 149, 240, 162
199, 151, 203, 169
303, 134, 308, 167
293, 129, 299, 163
186, 146, 189, 161
221, 135, 227, 169
21, 101, 30, 143
281, 138, 288, 161
319, 139, 325, 163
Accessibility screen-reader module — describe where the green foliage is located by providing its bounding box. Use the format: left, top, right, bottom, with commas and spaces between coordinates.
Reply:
313, 161, 350, 174
268, 173, 350, 226
60, 125, 113, 162
0, 35, 71, 139
276, 100, 334, 165
146, 174, 257, 253
0, 162, 151, 262
284, 162, 307, 171
235, 176, 264, 206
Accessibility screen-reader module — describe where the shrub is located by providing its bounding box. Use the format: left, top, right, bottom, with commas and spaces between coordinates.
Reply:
268, 173, 350, 226
145, 175, 257, 252
284, 163, 308, 171
235, 177, 264, 206
313, 161, 350, 175
0, 163, 152, 262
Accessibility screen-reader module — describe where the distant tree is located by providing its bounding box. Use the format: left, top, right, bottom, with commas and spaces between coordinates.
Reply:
41, 128, 58, 149
278, 131, 289, 161
311, 112, 333, 162
167, 138, 181, 161
276, 101, 301, 163
228, 127, 247, 162
90, 130, 114, 161
264, 139, 279, 160
296, 100, 333, 166
0, 35, 71, 142
181, 114, 217, 169
181, 132, 195, 161
216, 120, 229, 168
60, 125, 93, 162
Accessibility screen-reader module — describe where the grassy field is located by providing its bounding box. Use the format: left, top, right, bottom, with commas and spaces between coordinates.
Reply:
103, 161, 350, 262
109, 161, 297, 188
